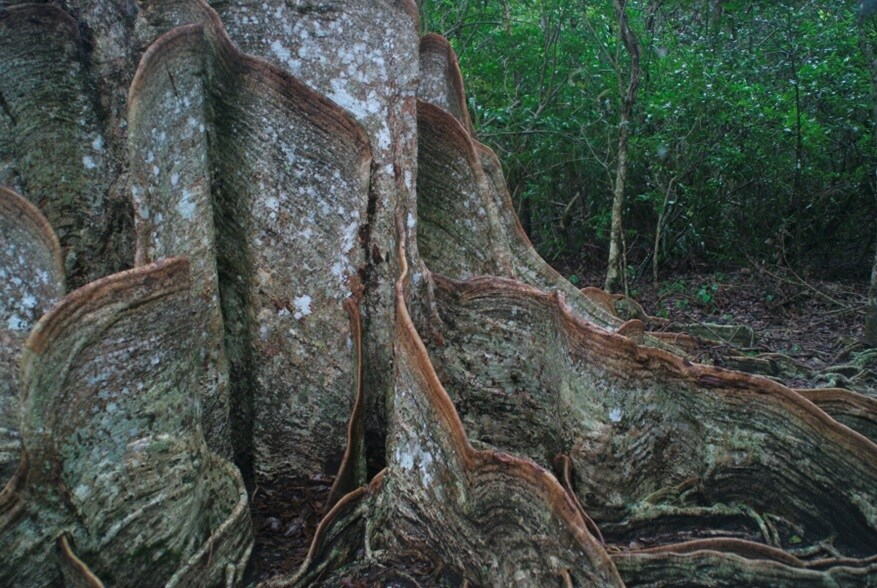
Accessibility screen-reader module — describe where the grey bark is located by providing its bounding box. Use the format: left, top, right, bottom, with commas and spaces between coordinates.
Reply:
0, 1, 875, 586
605, 0, 642, 294
0, 187, 65, 481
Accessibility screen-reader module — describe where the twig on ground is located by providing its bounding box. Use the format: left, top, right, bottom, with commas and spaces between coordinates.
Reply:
747, 256, 849, 309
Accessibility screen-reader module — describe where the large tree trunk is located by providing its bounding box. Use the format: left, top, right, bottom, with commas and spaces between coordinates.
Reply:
0, 1, 875, 586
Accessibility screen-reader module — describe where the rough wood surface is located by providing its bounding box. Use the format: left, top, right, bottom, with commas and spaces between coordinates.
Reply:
129, 5, 371, 480
796, 387, 877, 442
0, 186, 64, 483
0, 4, 133, 286
274, 244, 625, 587
614, 545, 877, 586
417, 93, 630, 332
579, 284, 877, 442
212, 0, 423, 478
419, 33, 475, 136
0, 4, 873, 586
421, 274, 877, 582
366, 269, 622, 585
0, 259, 251, 586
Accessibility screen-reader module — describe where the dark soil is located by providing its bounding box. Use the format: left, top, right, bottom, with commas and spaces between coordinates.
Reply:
569, 264, 870, 374
245, 476, 332, 584
246, 478, 443, 585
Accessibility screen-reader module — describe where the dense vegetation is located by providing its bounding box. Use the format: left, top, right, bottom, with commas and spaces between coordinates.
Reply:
421, 0, 877, 283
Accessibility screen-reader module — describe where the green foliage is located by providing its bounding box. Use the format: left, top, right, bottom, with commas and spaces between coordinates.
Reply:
696, 283, 718, 306
421, 0, 876, 278
658, 279, 685, 297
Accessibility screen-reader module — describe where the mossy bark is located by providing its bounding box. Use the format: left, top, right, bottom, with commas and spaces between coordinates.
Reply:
0, 259, 251, 586
0, 1, 875, 586
0, 187, 64, 482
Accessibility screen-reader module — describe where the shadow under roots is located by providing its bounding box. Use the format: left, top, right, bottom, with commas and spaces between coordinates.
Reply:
245, 476, 333, 583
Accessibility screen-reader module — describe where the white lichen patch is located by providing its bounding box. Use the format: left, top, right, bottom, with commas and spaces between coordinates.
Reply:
269, 39, 293, 67
341, 221, 358, 252
292, 295, 312, 319
394, 440, 437, 487
376, 121, 392, 151
6, 314, 26, 331
397, 447, 414, 470
20, 294, 36, 309
178, 188, 196, 220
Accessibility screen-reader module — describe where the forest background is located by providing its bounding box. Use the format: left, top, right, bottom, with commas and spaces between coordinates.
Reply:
421, 0, 877, 297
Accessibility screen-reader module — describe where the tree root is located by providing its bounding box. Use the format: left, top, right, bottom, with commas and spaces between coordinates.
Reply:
0, 259, 252, 586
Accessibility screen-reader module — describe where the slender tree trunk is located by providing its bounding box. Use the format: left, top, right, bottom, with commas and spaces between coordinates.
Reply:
652, 176, 677, 283
790, 41, 804, 262
605, 119, 630, 293
605, 0, 642, 293
868, 236, 877, 346
859, 8, 877, 346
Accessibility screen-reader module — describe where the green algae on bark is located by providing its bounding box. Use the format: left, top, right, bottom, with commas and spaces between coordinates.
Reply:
129, 6, 371, 480
0, 186, 64, 483
270, 242, 625, 587
0, 5, 129, 286
0, 3, 874, 585
0, 259, 251, 586
420, 273, 877, 583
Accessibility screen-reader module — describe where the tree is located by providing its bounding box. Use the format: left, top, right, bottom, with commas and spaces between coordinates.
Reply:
423, 1, 876, 281
859, 0, 877, 348
605, 0, 643, 294
1, 1, 876, 585
868, 240, 877, 346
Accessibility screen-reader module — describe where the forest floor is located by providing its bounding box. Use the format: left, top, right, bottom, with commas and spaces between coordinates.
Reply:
568, 263, 871, 380
246, 476, 331, 583
246, 476, 439, 584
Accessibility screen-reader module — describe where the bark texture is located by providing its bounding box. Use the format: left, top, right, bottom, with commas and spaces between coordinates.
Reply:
0, 259, 251, 586
211, 0, 422, 477
868, 237, 877, 347
129, 5, 372, 479
0, 187, 64, 481
0, 4, 136, 287
605, 0, 642, 294
0, 1, 875, 586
